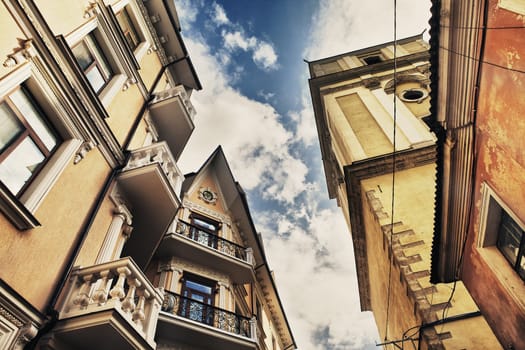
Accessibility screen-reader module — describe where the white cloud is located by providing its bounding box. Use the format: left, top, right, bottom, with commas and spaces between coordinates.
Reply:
260, 207, 378, 349
222, 30, 279, 71
178, 38, 308, 203
304, 0, 430, 60
212, 2, 229, 25
253, 42, 279, 70
223, 30, 257, 51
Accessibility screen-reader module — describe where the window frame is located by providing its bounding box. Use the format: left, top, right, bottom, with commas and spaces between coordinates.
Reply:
66, 19, 127, 107
0, 62, 83, 229
0, 85, 62, 196
110, 0, 153, 62
478, 183, 525, 281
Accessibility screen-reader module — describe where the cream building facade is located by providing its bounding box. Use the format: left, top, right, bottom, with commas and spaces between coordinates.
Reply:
308, 35, 500, 349
0, 1, 295, 349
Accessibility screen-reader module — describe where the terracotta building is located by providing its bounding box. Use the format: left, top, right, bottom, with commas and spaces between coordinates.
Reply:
430, 0, 525, 349
308, 33, 501, 348
0, 1, 295, 349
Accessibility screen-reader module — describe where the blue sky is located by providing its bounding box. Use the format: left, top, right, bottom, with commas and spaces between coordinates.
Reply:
176, 1, 431, 349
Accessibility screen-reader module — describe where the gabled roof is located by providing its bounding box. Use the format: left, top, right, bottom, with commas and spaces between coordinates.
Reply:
181, 146, 296, 349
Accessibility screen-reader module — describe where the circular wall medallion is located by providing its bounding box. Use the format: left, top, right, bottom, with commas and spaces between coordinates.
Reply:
199, 187, 218, 204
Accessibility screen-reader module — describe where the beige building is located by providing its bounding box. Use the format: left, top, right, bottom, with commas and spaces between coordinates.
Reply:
0, 0, 295, 349
308, 34, 500, 349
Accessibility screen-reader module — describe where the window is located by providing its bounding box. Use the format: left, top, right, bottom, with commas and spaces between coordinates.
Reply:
116, 7, 141, 52
362, 55, 383, 65
497, 211, 525, 280
72, 31, 114, 94
0, 87, 61, 196
190, 214, 220, 248
180, 274, 216, 325
479, 184, 525, 281
0, 62, 83, 230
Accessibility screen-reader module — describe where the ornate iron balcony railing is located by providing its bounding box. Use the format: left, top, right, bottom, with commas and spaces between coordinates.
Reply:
162, 291, 255, 339
175, 220, 253, 264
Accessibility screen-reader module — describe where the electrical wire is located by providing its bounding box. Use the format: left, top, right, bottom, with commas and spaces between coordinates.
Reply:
384, 0, 398, 346
439, 45, 525, 75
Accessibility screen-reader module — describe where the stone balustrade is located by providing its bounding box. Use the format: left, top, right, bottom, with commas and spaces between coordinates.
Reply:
151, 84, 196, 120
123, 141, 184, 195
58, 257, 163, 347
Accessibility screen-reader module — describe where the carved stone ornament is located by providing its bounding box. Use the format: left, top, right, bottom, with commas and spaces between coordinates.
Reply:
3, 39, 36, 68
74, 141, 96, 164
198, 187, 218, 205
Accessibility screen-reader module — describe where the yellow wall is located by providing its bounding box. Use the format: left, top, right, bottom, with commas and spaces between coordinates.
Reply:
0, 149, 111, 311
360, 164, 501, 349
105, 83, 144, 144
139, 52, 163, 91
34, 0, 87, 36
0, 5, 27, 80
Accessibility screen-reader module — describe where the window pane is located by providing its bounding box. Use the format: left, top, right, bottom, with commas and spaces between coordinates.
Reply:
9, 89, 59, 152
85, 33, 113, 80
0, 136, 45, 194
72, 41, 94, 70
117, 9, 140, 50
185, 280, 212, 295
0, 103, 23, 152
85, 65, 106, 93
497, 212, 522, 266
193, 218, 217, 232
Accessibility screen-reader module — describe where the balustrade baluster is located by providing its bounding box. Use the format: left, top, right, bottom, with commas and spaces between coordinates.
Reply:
73, 274, 94, 308
92, 270, 112, 305
132, 289, 149, 327
110, 267, 130, 300
122, 278, 141, 313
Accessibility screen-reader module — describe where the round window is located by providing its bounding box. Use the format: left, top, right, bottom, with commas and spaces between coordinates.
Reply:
399, 88, 427, 102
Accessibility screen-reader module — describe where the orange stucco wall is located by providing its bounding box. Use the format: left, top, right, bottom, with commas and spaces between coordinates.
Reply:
461, 2, 525, 349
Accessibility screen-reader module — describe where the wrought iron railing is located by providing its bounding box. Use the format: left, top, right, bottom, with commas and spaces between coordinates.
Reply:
162, 291, 254, 338
175, 220, 252, 263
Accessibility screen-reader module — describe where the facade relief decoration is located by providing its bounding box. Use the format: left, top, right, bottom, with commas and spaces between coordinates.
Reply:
3, 39, 35, 68
182, 199, 231, 226
198, 187, 218, 205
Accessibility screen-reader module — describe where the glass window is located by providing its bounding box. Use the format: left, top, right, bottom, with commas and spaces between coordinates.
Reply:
72, 32, 114, 93
0, 87, 61, 196
116, 8, 141, 51
497, 211, 525, 280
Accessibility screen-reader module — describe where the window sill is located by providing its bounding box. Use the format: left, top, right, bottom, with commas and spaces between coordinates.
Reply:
99, 74, 127, 107
478, 246, 525, 311
1, 139, 82, 230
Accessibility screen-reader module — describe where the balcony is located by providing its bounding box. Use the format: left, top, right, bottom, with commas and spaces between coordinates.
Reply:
156, 220, 255, 283
117, 141, 182, 268
157, 291, 257, 350
149, 85, 196, 160
53, 257, 163, 350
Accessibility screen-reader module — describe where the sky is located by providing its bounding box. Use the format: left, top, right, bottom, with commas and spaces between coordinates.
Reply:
175, 1, 431, 349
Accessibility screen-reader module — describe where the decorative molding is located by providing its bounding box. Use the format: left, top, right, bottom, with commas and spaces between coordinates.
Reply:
198, 187, 218, 205
3, 39, 36, 68
73, 141, 96, 164
182, 199, 231, 225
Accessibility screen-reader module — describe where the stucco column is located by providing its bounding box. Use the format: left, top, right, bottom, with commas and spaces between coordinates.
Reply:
217, 281, 230, 309
169, 268, 183, 292
95, 205, 132, 264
